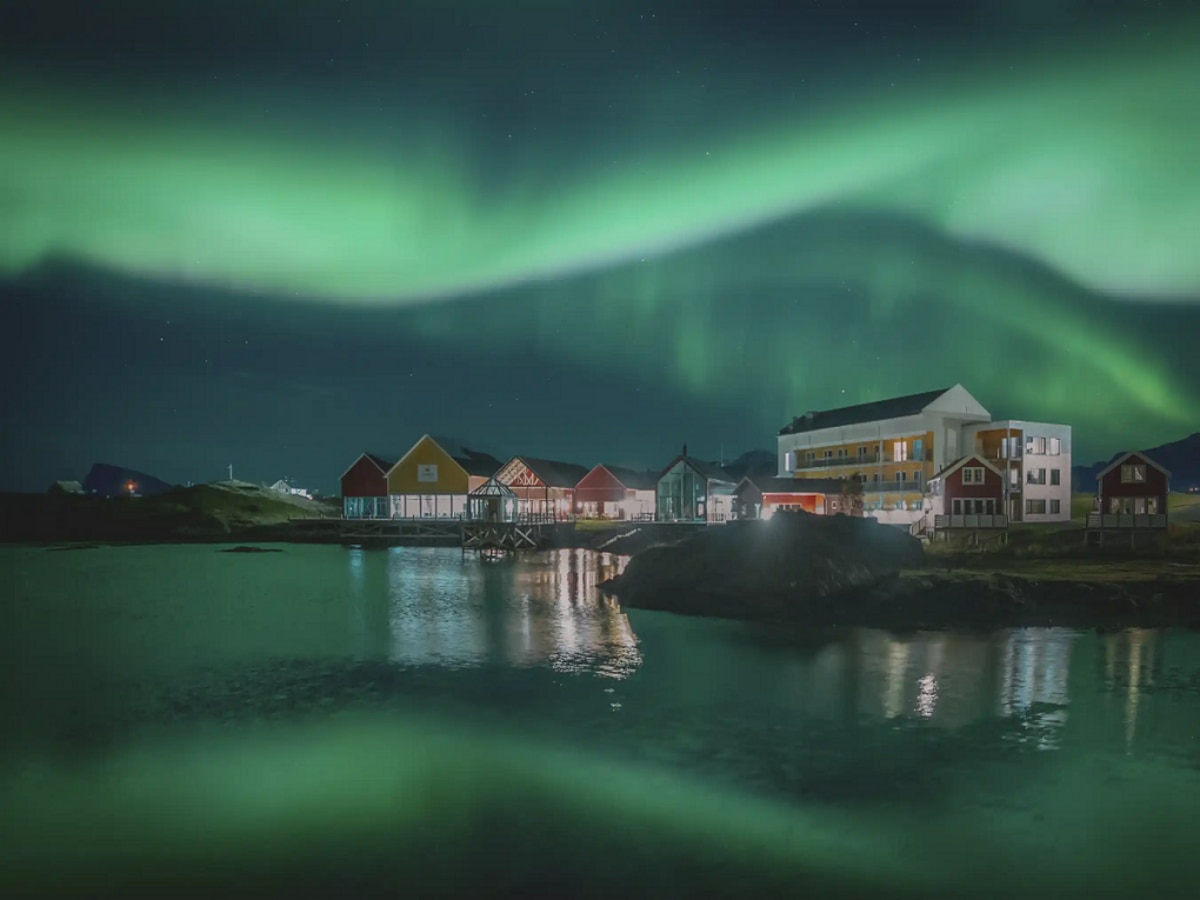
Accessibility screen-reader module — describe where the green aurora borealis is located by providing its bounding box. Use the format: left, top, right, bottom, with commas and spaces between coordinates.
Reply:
1, 0, 1198, 487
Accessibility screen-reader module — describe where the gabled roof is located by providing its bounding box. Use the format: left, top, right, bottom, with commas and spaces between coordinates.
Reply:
779, 386, 954, 436
1096, 451, 1171, 481
339, 452, 394, 481
659, 454, 736, 485
514, 456, 591, 488
602, 465, 658, 491
469, 476, 517, 497
930, 454, 1004, 482
451, 449, 504, 478
736, 475, 846, 495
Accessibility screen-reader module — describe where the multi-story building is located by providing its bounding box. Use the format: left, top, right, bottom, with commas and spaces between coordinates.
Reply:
962, 420, 1072, 523
777, 384, 1072, 526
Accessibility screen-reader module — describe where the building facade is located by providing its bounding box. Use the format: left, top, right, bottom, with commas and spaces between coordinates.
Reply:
1094, 452, 1170, 522
962, 420, 1072, 523
385, 436, 500, 519
732, 476, 852, 519
778, 385, 1072, 526
495, 456, 590, 521
656, 453, 736, 523
778, 384, 991, 525
340, 452, 393, 518
573, 465, 657, 520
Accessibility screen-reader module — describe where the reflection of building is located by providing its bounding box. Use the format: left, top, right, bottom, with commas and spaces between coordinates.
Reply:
1101, 628, 1159, 754
371, 547, 638, 676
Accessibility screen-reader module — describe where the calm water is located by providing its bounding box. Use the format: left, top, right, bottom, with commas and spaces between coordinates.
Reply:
2, 544, 1199, 898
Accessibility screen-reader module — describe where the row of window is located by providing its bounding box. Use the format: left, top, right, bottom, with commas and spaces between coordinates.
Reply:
1025, 499, 1062, 515
1107, 496, 1160, 515
951, 498, 999, 515
1026, 468, 1062, 486
1120, 464, 1147, 484
1024, 436, 1062, 456
787, 439, 926, 469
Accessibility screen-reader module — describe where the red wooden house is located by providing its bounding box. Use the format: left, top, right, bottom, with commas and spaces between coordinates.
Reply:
574, 465, 657, 520
340, 452, 393, 518
1091, 452, 1170, 531
495, 456, 591, 521
927, 454, 1007, 534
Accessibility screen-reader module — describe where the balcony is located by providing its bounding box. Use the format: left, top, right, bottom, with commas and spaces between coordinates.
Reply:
863, 480, 925, 493
934, 514, 1008, 530
1086, 513, 1167, 530
794, 451, 926, 470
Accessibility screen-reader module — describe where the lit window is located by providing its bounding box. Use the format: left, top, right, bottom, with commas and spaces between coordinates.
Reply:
1025, 436, 1046, 455
893, 441, 908, 461
1147, 497, 1159, 514
1048, 437, 1061, 455
1121, 464, 1147, 483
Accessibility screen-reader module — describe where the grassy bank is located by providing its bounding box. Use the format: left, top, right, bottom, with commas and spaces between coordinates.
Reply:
0, 482, 338, 543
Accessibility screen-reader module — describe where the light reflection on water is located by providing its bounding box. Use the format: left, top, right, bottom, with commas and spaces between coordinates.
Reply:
3, 544, 1200, 897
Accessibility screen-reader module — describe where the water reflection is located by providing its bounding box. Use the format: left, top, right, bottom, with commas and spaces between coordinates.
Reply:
347, 547, 639, 677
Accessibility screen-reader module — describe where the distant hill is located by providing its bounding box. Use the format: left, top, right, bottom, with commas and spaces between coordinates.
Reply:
1072, 432, 1200, 493
81, 463, 174, 498
716, 449, 777, 482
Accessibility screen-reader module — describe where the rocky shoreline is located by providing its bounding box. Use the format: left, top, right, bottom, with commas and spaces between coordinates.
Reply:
599, 512, 1200, 631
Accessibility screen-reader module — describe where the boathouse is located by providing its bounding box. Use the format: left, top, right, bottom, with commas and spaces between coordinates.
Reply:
340, 452, 393, 518
1088, 451, 1169, 538
573, 464, 657, 520
385, 435, 502, 519
656, 448, 736, 523
495, 456, 590, 521
732, 475, 849, 519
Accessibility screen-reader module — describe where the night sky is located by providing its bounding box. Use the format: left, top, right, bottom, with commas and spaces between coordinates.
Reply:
2, 1, 1198, 493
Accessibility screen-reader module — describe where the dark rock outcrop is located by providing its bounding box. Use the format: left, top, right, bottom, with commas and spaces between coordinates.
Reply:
599, 512, 923, 619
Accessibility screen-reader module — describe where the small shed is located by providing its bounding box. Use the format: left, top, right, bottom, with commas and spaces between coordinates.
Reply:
1091, 451, 1170, 531
468, 477, 519, 523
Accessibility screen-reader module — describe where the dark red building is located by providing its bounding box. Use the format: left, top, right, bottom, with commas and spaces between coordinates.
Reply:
573, 465, 657, 519
1095, 452, 1170, 520
340, 452, 393, 518
933, 454, 1005, 517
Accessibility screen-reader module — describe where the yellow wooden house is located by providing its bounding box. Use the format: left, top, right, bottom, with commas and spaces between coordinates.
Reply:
384, 435, 503, 519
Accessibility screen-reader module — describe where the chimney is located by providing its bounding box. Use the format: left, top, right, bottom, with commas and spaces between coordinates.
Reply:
682, 443, 688, 458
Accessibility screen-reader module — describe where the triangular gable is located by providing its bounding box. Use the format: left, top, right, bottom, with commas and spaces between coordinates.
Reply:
576, 464, 623, 492
657, 454, 735, 486
920, 383, 991, 420
469, 476, 517, 497
385, 435, 470, 492
930, 454, 1004, 482
495, 456, 546, 489
339, 452, 392, 482
1095, 451, 1170, 481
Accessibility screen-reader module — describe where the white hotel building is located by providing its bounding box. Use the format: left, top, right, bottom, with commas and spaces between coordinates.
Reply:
777, 384, 1072, 526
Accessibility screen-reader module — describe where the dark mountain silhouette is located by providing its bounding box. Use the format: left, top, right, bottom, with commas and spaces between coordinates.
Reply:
81, 463, 174, 498
1072, 432, 1200, 493
716, 449, 777, 482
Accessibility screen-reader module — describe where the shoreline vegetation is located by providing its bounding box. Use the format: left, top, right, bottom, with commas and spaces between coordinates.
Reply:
3, 488, 1198, 631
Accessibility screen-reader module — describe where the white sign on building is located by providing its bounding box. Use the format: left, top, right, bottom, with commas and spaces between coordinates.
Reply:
417, 464, 438, 483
